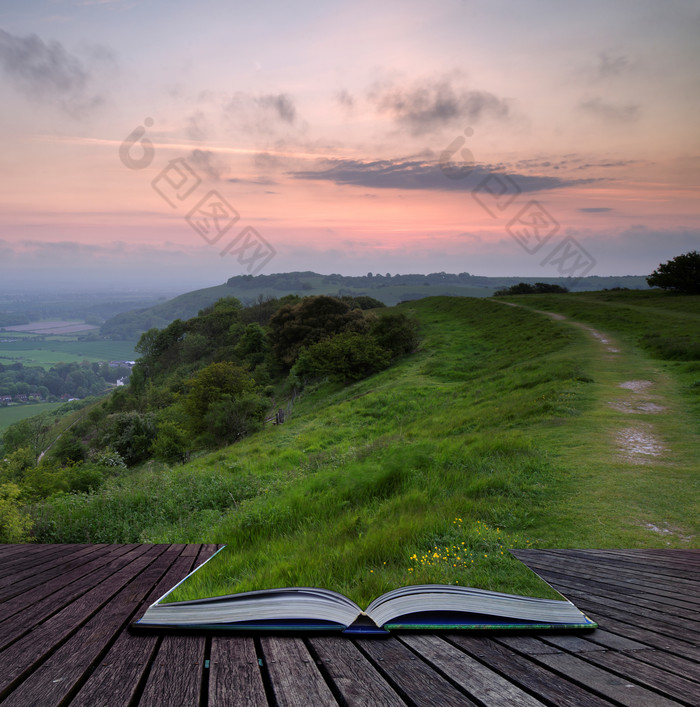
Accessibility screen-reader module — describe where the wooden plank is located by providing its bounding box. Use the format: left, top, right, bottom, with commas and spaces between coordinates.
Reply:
534, 652, 684, 706
537, 634, 613, 653
577, 612, 700, 658
357, 636, 477, 706
515, 548, 700, 586
514, 557, 700, 613
208, 637, 268, 707
309, 636, 407, 707
0, 544, 173, 706
0, 544, 108, 595
400, 634, 546, 706
261, 636, 338, 707
492, 635, 565, 655
0, 544, 136, 632
577, 650, 700, 705
499, 634, 699, 703
137, 545, 218, 706
556, 549, 700, 577
522, 569, 700, 615
599, 549, 700, 568
549, 589, 700, 647
0, 543, 26, 557
138, 634, 206, 707
581, 629, 649, 652
629, 649, 700, 684
515, 555, 700, 606
0, 543, 149, 651
518, 551, 700, 591
69, 545, 194, 707
0, 543, 71, 578
0, 544, 165, 698
448, 635, 616, 707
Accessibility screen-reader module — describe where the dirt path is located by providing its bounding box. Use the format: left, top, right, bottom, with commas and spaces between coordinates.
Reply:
495, 299, 698, 545
528, 307, 667, 464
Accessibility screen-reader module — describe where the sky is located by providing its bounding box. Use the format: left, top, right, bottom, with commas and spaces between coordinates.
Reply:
0, 0, 699, 291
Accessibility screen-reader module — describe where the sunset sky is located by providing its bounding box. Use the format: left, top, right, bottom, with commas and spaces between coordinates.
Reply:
1, 0, 698, 290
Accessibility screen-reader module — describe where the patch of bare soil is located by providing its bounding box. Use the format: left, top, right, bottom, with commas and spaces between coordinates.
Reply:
580, 326, 620, 352
642, 522, 694, 544
616, 425, 665, 463
532, 309, 566, 321
608, 400, 666, 414
619, 380, 653, 392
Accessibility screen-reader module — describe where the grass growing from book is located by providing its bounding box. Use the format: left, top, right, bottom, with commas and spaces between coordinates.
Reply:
136, 519, 595, 633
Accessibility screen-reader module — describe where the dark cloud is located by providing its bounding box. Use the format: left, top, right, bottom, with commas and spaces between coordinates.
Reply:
188, 149, 226, 181
579, 207, 613, 213
0, 28, 104, 116
596, 52, 631, 79
256, 93, 296, 123
515, 156, 640, 172
227, 176, 277, 186
579, 98, 640, 123
336, 89, 354, 110
290, 158, 594, 193
185, 111, 208, 141
223, 92, 299, 136
369, 76, 509, 134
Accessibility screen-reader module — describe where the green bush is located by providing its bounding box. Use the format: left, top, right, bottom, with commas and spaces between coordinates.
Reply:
0, 482, 33, 542
291, 331, 391, 383
152, 420, 190, 464
370, 313, 420, 358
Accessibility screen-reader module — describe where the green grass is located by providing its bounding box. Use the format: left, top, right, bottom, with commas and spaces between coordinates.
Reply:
30, 295, 699, 606
0, 403, 66, 432
0, 339, 137, 369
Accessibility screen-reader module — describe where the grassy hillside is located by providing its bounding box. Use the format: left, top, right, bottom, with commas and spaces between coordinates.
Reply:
31, 295, 698, 606
100, 271, 649, 339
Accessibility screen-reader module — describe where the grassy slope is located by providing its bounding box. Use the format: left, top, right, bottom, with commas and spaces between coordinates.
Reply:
33, 295, 699, 606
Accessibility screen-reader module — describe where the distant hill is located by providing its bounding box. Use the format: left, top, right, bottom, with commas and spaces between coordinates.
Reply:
100, 271, 649, 339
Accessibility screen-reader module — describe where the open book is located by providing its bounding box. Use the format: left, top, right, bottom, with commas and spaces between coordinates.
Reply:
134, 548, 597, 634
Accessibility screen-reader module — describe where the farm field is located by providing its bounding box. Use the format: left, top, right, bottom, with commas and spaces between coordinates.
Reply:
0, 337, 138, 369
3, 320, 98, 335
0, 402, 66, 432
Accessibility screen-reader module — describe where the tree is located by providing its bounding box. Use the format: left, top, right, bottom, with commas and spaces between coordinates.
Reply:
647, 251, 700, 294
152, 420, 190, 464
268, 295, 367, 367
292, 332, 391, 383
50, 433, 87, 466
3, 414, 52, 463
370, 313, 420, 358
183, 362, 256, 434
103, 411, 156, 466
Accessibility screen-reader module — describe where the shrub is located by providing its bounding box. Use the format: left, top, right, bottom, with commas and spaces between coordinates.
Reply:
152, 420, 190, 464
292, 331, 391, 383
370, 313, 420, 358
103, 411, 157, 466
0, 482, 33, 542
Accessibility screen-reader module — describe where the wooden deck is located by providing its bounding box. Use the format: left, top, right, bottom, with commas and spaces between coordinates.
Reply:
0, 546, 697, 706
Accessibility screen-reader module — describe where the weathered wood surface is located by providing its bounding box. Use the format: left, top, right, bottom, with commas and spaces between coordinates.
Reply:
0, 546, 697, 706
